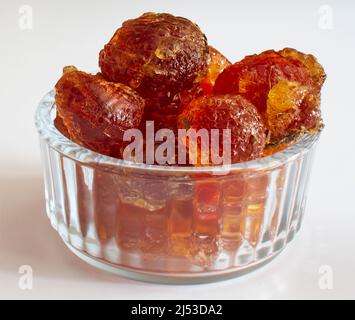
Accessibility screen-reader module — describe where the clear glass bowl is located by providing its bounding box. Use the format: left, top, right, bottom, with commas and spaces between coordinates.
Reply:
35, 90, 320, 284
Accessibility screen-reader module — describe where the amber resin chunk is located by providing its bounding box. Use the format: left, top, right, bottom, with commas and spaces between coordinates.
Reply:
199, 46, 231, 95
177, 95, 266, 164
55, 67, 145, 158
214, 49, 325, 144
99, 12, 209, 115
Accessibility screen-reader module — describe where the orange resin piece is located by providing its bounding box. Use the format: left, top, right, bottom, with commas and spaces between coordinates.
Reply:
177, 95, 266, 164
99, 12, 209, 115
190, 181, 222, 265
214, 49, 325, 144
55, 67, 145, 158
199, 46, 231, 95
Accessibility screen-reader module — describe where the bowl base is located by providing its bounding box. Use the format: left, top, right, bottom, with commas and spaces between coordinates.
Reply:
64, 241, 282, 284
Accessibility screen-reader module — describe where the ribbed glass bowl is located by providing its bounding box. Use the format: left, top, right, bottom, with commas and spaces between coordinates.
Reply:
35, 90, 320, 283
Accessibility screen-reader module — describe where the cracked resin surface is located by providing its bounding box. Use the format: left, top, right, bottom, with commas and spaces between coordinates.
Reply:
178, 95, 266, 164
141, 46, 231, 144
99, 12, 209, 115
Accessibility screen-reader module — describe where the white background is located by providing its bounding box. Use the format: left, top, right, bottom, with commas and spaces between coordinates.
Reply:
0, 0, 354, 299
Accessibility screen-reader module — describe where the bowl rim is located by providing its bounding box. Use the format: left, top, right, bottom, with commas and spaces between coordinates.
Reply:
35, 90, 321, 175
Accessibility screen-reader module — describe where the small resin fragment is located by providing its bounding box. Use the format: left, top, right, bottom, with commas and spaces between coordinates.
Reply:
99, 12, 209, 115
220, 179, 245, 251
55, 68, 145, 158
262, 141, 290, 157
168, 182, 194, 256
190, 182, 222, 266
199, 46, 231, 95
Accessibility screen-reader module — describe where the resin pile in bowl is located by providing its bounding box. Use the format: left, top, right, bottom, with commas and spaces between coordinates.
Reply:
35, 91, 319, 283
35, 12, 325, 283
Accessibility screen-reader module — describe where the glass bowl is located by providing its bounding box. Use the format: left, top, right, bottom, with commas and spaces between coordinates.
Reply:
35, 90, 320, 284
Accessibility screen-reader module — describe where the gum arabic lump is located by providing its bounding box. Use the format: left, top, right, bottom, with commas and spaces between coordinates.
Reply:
55, 67, 145, 158
177, 95, 266, 164
214, 49, 325, 143
99, 12, 209, 115
214, 50, 312, 113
